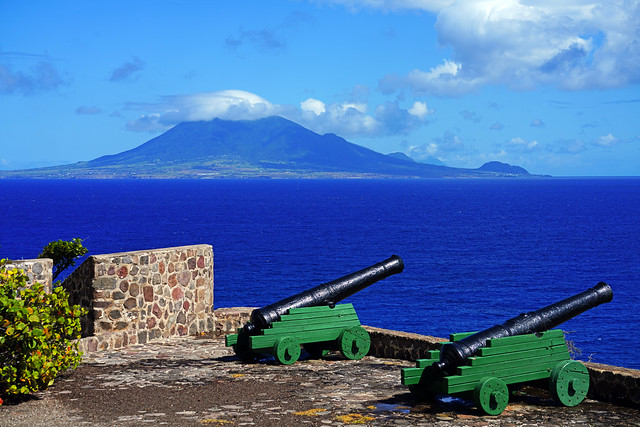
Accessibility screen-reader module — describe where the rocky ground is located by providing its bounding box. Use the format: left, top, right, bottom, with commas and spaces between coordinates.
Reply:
1, 336, 639, 426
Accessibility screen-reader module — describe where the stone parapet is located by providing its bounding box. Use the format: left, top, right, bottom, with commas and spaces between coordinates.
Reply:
213, 306, 255, 337
363, 325, 446, 360
5, 258, 53, 293
63, 245, 214, 351
586, 362, 640, 408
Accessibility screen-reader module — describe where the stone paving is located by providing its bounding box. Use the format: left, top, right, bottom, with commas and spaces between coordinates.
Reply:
2, 336, 640, 426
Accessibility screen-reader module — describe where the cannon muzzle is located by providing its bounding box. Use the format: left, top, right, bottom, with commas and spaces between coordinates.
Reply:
243, 255, 404, 335
434, 282, 613, 375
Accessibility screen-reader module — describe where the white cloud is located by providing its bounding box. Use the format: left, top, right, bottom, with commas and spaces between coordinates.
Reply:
593, 133, 618, 147
408, 131, 465, 163
407, 143, 440, 161
408, 101, 433, 119
300, 98, 326, 115
375, 0, 640, 95
125, 90, 280, 132
125, 89, 433, 138
507, 136, 540, 152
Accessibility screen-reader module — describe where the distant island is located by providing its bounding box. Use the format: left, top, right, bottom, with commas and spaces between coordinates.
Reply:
0, 116, 543, 179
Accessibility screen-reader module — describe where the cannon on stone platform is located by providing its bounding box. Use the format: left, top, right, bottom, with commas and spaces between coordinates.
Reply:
402, 282, 613, 415
226, 255, 404, 364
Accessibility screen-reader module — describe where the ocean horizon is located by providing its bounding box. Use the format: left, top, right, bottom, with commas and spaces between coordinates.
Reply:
1, 177, 638, 369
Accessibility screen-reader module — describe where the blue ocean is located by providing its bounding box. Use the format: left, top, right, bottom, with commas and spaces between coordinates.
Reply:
1, 178, 638, 369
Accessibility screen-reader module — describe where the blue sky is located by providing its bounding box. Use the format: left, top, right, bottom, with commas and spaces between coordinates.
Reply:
1, 0, 639, 176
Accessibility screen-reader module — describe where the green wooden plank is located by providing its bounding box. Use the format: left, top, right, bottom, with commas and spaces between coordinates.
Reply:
416, 356, 439, 368
468, 344, 569, 366
449, 331, 477, 341
447, 369, 553, 395
486, 329, 564, 347
481, 334, 563, 353
281, 309, 357, 321
249, 326, 351, 349
447, 355, 565, 387
458, 347, 569, 375
250, 333, 335, 350
260, 320, 360, 338
401, 367, 427, 385
273, 312, 360, 328
264, 315, 360, 334
287, 303, 355, 315
444, 353, 568, 390
429, 350, 441, 358
478, 337, 566, 356
225, 334, 238, 346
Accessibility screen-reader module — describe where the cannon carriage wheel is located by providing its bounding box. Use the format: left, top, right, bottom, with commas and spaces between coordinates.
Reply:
273, 336, 301, 365
339, 326, 371, 360
550, 360, 589, 407
473, 377, 510, 415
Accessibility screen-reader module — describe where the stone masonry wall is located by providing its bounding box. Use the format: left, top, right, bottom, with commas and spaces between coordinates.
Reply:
5, 258, 53, 293
213, 307, 640, 409
62, 245, 214, 352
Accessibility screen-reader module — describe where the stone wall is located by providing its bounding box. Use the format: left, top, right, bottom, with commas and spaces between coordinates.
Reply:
5, 258, 53, 293
586, 362, 640, 408
213, 306, 640, 409
213, 307, 255, 337
62, 245, 214, 352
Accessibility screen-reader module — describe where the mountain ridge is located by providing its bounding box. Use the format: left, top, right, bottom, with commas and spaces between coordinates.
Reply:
0, 116, 539, 179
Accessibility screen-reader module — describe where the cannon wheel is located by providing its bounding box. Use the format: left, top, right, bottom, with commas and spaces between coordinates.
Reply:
473, 377, 509, 415
273, 336, 301, 365
339, 326, 371, 360
550, 360, 589, 407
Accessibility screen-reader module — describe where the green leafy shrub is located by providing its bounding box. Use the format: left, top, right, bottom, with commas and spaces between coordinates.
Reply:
38, 238, 88, 281
0, 259, 87, 396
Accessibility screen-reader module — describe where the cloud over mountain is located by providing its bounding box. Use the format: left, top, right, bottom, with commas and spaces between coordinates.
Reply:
125, 89, 433, 138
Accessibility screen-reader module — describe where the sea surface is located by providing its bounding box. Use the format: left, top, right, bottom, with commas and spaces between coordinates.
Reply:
1, 178, 638, 369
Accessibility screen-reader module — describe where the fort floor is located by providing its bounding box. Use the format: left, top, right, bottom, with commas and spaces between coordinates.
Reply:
2, 336, 639, 426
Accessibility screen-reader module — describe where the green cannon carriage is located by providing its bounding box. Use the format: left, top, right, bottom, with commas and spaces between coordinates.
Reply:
226, 255, 403, 365
226, 303, 370, 364
402, 282, 613, 415
402, 329, 589, 415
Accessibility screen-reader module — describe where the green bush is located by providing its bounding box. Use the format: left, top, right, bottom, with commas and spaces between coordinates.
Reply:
0, 259, 87, 396
39, 238, 88, 282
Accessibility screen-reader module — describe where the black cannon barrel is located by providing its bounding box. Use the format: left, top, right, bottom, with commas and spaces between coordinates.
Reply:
434, 282, 613, 376
243, 255, 404, 335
